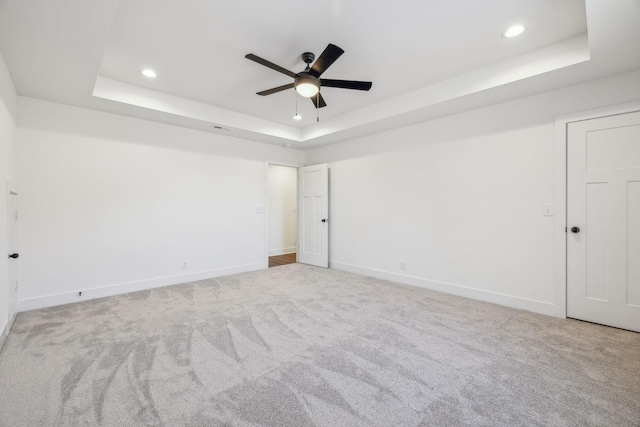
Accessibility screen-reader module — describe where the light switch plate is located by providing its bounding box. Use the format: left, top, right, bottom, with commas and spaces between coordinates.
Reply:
543, 204, 554, 216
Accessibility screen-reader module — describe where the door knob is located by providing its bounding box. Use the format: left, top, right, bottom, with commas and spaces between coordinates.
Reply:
570, 227, 580, 233
321, 219, 328, 223
8, 253, 19, 259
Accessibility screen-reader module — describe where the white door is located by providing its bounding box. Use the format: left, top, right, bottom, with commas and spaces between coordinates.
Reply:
567, 110, 640, 332
7, 186, 19, 321
297, 164, 329, 268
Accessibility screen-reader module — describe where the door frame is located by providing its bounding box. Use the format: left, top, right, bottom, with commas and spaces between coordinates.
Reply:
263, 160, 303, 267
553, 101, 640, 318
6, 181, 19, 331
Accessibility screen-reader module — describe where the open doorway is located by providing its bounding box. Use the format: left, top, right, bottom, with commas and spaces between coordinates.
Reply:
267, 164, 298, 268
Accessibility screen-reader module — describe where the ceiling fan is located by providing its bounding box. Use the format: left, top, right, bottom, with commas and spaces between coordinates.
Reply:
245, 43, 372, 108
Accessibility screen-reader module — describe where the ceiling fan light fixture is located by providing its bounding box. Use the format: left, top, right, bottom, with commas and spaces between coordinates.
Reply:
295, 82, 319, 98
294, 74, 320, 98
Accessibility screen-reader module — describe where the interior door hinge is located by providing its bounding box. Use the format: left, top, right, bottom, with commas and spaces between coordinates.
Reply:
565, 226, 567, 232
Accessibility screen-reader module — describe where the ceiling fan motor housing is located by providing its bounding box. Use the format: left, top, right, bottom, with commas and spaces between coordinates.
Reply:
295, 72, 320, 92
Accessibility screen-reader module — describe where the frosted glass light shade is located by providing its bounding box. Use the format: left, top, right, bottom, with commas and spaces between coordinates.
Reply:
295, 82, 319, 97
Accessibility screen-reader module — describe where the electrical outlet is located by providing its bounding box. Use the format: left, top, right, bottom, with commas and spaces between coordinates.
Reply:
400, 261, 406, 271
14, 281, 18, 291
182, 260, 189, 270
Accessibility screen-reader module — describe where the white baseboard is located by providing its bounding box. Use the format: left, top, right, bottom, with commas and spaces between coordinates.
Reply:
9, 310, 17, 331
18, 262, 266, 312
330, 261, 562, 318
0, 321, 7, 353
0, 311, 16, 353
268, 247, 296, 256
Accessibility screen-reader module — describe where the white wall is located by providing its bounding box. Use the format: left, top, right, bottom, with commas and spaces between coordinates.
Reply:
16, 98, 304, 310
267, 165, 297, 256
306, 69, 640, 317
8, 67, 640, 318
0, 51, 17, 345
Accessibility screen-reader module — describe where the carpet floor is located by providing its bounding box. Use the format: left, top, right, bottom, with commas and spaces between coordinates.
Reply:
0, 264, 639, 426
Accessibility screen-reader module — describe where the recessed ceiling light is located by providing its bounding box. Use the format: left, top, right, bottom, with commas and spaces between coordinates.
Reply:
502, 25, 525, 38
141, 68, 157, 78
293, 113, 302, 120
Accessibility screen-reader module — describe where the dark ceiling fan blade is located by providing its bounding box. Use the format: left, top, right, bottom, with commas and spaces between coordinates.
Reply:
245, 54, 297, 78
321, 79, 372, 91
257, 83, 295, 96
309, 44, 344, 78
310, 92, 327, 108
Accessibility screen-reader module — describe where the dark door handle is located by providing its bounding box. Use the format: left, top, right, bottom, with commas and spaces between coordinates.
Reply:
8, 253, 19, 259
321, 219, 328, 223
570, 227, 580, 233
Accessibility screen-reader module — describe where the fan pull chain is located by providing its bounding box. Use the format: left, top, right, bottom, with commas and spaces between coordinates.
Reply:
316, 93, 319, 122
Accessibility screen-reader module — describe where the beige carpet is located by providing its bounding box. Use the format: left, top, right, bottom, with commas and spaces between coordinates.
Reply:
0, 264, 639, 426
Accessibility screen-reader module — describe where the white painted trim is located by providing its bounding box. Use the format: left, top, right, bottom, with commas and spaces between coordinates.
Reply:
264, 159, 303, 169
0, 322, 7, 353
552, 116, 569, 319
263, 160, 301, 267
0, 311, 16, 352
18, 262, 265, 312
5, 182, 19, 333
268, 247, 296, 257
8, 310, 16, 331
331, 261, 559, 317
553, 101, 640, 319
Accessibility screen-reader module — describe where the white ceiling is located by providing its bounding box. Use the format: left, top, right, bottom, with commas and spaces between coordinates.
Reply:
1, 0, 639, 148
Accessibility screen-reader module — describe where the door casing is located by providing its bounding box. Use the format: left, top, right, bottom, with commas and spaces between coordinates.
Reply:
6, 182, 19, 330
263, 160, 303, 267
